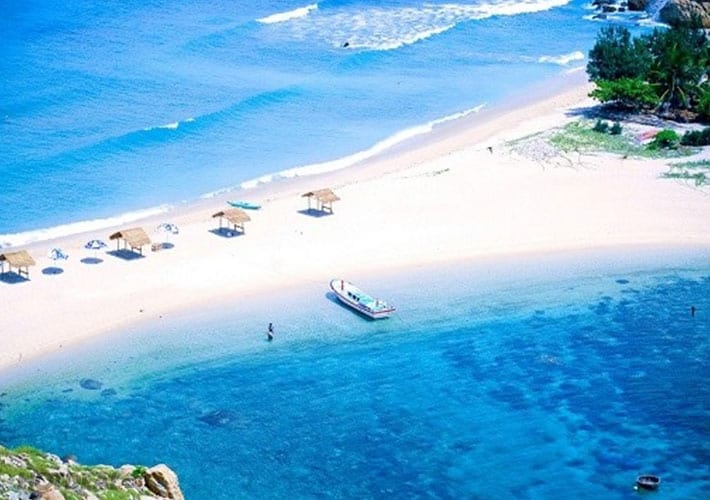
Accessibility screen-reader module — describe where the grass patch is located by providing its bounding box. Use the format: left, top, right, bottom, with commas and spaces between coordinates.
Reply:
0, 461, 34, 479
663, 160, 710, 187
99, 490, 140, 500
547, 121, 697, 159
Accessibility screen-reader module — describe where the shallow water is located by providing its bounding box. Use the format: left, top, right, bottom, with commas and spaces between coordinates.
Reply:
2, 0, 621, 243
1, 247, 708, 499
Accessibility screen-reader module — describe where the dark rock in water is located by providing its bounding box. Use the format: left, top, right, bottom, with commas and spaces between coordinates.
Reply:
62, 388, 73, 393
80, 378, 103, 390
101, 388, 117, 397
616, 279, 630, 284
627, 0, 650, 11
198, 409, 236, 427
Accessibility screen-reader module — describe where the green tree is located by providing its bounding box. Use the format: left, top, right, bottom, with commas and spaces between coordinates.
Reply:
697, 83, 710, 122
645, 22, 709, 110
588, 77, 659, 110
587, 25, 651, 82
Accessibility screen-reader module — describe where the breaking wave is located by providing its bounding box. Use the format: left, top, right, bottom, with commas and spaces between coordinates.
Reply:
258, 3, 318, 24
263, 0, 571, 51
236, 103, 486, 189
537, 50, 584, 65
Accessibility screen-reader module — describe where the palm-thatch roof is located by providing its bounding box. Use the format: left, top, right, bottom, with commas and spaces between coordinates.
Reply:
302, 188, 340, 213
0, 250, 36, 278
212, 208, 251, 225
212, 208, 251, 235
0, 250, 36, 268
109, 227, 151, 254
302, 188, 340, 204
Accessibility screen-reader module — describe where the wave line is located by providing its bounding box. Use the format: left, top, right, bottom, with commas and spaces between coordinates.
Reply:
258, 3, 318, 24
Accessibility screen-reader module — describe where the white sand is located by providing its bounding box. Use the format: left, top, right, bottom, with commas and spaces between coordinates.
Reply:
2, 82, 709, 370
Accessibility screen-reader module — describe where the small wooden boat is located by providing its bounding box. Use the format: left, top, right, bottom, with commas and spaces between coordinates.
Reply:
330, 279, 395, 319
635, 474, 661, 491
228, 200, 261, 210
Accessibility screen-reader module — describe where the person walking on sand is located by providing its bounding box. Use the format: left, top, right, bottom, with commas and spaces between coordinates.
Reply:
267, 322, 274, 341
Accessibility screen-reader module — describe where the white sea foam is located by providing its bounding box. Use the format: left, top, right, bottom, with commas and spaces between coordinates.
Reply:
2, 104, 487, 248
0, 205, 172, 249
274, 0, 570, 51
564, 65, 586, 74
258, 4, 318, 24
234, 104, 486, 188
538, 51, 585, 66
142, 117, 195, 132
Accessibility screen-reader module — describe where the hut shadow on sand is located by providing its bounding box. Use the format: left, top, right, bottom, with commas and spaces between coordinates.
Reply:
0, 250, 35, 283
108, 228, 151, 260
211, 209, 250, 238
300, 188, 340, 217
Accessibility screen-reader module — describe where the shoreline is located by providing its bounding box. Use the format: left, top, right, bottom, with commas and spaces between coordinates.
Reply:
0, 71, 590, 249
2, 79, 709, 371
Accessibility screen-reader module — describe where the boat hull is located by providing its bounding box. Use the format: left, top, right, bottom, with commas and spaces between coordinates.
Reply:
330, 279, 395, 319
228, 201, 261, 210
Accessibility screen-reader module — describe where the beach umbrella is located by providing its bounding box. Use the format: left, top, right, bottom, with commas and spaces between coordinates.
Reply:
48, 248, 69, 261
44, 247, 69, 274
84, 239, 107, 260
156, 223, 179, 245
157, 222, 179, 236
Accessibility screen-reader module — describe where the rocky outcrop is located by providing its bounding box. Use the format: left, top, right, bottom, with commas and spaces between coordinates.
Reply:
659, 0, 710, 27
0, 444, 185, 500
627, 0, 651, 11
145, 464, 185, 500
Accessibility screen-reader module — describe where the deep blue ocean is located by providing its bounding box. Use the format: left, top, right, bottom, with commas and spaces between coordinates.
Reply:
0, 0, 664, 246
0, 247, 708, 498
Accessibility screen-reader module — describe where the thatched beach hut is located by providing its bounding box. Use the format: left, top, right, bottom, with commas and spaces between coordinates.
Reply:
109, 227, 151, 255
212, 208, 251, 234
302, 188, 340, 213
0, 250, 36, 278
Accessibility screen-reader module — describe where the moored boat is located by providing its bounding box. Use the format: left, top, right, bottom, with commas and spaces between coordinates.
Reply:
330, 279, 395, 319
635, 475, 661, 491
228, 200, 261, 210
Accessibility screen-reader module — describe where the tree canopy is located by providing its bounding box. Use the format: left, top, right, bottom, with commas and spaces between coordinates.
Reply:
586, 21, 709, 121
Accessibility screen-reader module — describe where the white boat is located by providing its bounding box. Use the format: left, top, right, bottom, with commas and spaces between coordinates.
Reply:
329, 279, 395, 319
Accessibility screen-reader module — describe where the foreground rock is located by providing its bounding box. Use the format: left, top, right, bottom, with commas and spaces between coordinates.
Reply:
660, 0, 710, 28
0, 444, 184, 499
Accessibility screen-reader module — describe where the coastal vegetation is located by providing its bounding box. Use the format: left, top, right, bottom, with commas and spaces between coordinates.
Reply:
547, 120, 697, 158
586, 20, 709, 122
662, 159, 710, 186
0, 444, 184, 499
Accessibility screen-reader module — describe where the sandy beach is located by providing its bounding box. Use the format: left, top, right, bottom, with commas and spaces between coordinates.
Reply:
2, 81, 709, 371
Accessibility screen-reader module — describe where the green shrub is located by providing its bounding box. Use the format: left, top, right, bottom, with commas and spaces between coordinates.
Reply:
697, 85, 710, 121
610, 121, 623, 135
593, 119, 609, 133
648, 129, 680, 150
131, 465, 147, 478
680, 127, 710, 146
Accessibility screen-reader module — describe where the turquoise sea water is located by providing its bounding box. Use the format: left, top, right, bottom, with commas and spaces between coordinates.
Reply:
0, 247, 708, 498
0, 0, 663, 245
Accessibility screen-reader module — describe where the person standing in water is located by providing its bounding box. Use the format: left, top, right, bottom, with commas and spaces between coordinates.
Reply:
267, 322, 274, 341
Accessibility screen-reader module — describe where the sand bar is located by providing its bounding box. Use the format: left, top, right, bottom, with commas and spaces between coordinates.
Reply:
2, 81, 709, 370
